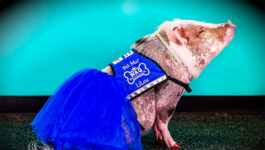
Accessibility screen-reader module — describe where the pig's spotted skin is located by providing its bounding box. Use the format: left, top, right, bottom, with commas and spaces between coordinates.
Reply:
102, 19, 235, 148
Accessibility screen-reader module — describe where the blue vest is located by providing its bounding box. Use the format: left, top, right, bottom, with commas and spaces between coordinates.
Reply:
110, 49, 191, 100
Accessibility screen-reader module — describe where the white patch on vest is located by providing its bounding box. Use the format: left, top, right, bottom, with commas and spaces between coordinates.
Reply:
112, 57, 123, 65
112, 51, 134, 65
128, 75, 167, 99
124, 63, 150, 84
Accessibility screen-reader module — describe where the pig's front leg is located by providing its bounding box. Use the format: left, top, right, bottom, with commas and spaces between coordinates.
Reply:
155, 81, 184, 148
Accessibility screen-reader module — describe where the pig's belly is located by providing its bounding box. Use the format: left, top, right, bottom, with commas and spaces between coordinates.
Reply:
102, 66, 156, 134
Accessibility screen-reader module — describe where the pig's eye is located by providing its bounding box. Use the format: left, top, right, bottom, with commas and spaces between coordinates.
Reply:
198, 29, 204, 34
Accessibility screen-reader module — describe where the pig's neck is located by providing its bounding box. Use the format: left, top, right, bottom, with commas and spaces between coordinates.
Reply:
132, 35, 192, 84
168, 41, 202, 79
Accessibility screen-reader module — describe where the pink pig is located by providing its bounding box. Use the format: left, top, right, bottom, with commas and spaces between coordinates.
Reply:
103, 18, 236, 148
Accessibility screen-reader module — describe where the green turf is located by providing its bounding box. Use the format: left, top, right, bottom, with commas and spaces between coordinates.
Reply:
0, 113, 264, 150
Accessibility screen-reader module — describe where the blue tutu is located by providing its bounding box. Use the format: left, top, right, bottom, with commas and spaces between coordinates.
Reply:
30, 69, 143, 150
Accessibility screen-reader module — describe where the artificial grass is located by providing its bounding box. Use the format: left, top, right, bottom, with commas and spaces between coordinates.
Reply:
0, 113, 264, 150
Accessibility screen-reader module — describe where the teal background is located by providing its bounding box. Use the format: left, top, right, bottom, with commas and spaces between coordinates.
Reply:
0, 0, 264, 96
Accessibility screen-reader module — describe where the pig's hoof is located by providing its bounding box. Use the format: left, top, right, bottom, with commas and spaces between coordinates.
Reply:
172, 143, 180, 149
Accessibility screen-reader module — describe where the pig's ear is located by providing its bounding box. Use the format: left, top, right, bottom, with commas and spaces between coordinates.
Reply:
171, 26, 184, 46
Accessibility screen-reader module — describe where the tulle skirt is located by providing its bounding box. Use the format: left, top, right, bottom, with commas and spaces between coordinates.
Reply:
30, 68, 143, 150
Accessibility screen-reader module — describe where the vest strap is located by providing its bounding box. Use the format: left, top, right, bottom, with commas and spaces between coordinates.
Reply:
133, 49, 192, 93
166, 75, 192, 93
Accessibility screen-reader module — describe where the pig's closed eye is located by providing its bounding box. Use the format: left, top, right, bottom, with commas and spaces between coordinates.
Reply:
198, 29, 208, 38
198, 29, 204, 34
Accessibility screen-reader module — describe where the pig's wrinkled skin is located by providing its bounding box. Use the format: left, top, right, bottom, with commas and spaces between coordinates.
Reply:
102, 19, 235, 148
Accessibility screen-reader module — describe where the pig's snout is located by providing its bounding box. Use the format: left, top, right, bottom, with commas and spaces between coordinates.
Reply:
227, 20, 236, 29
223, 20, 235, 47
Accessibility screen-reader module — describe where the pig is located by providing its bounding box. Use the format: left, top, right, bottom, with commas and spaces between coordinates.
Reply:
102, 18, 236, 148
